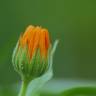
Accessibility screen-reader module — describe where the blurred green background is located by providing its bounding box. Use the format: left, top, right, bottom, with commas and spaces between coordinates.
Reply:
0, 0, 96, 85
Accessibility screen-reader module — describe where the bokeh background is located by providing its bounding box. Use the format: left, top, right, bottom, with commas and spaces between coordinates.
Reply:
0, 0, 96, 86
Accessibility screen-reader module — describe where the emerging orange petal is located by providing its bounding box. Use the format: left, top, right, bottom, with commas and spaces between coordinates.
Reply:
19, 25, 50, 59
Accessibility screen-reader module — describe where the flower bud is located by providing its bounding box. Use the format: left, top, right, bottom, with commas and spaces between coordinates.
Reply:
12, 25, 51, 80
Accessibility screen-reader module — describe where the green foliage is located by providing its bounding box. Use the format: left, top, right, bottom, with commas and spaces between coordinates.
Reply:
60, 87, 96, 96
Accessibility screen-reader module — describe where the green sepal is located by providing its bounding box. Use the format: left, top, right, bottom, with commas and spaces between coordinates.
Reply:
12, 42, 49, 81
12, 41, 19, 71
12, 44, 29, 77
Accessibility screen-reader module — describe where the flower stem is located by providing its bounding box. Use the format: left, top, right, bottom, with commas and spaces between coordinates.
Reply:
19, 79, 29, 96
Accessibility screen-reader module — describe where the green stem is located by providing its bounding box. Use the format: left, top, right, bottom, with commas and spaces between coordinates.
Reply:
18, 79, 29, 96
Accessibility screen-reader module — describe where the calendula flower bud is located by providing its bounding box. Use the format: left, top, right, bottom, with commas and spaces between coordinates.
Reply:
12, 25, 50, 80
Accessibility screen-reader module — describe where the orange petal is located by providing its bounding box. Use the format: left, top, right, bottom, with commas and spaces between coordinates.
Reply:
20, 25, 50, 59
